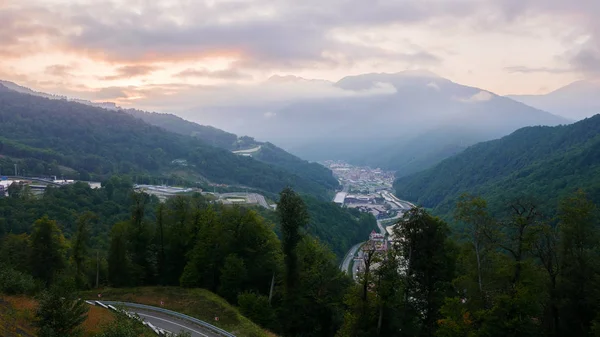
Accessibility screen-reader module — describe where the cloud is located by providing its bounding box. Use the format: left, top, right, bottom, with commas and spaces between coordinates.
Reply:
426, 81, 440, 91
175, 68, 252, 80
264, 112, 277, 118
397, 51, 441, 65
454, 90, 494, 103
101, 65, 158, 80
90, 86, 130, 100
568, 32, 600, 77
45, 64, 76, 78
504, 66, 571, 74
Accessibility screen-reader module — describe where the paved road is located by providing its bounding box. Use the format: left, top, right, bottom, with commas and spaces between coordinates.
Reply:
340, 242, 363, 274
232, 145, 262, 154
127, 308, 219, 337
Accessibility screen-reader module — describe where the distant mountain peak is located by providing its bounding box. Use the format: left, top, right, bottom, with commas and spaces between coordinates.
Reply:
395, 69, 441, 78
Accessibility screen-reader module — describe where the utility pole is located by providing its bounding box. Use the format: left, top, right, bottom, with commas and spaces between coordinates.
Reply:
96, 250, 100, 289
14, 164, 17, 176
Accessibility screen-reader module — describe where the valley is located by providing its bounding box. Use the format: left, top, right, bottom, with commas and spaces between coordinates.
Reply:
1, 53, 599, 337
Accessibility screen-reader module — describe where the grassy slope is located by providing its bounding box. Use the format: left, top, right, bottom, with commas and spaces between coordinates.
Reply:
81, 287, 275, 337
0, 295, 37, 337
0, 295, 115, 337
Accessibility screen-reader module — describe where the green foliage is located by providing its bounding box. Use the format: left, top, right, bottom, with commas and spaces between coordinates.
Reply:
303, 197, 378, 258
108, 221, 132, 287
557, 191, 600, 336
280, 237, 351, 337
394, 208, 457, 336
278, 187, 308, 293
0, 86, 335, 198
72, 212, 95, 288
29, 216, 67, 285
238, 292, 277, 330
96, 309, 194, 337
0, 266, 40, 295
180, 205, 281, 297
219, 254, 248, 303
125, 109, 339, 193
395, 115, 600, 218
34, 280, 89, 337
96, 310, 152, 337
0, 233, 32, 273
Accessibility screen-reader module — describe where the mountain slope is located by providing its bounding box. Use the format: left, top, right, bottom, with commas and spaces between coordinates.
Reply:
394, 114, 600, 216
509, 80, 600, 121
125, 109, 339, 190
0, 84, 333, 198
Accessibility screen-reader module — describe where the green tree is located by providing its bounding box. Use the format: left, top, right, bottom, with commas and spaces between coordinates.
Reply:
278, 187, 308, 293
0, 233, 31, 273
557, 191, 600, 337
129, 192, 153, 285
72, 212, 96, 288
218, 254, 247, 303
108, 222, 131, 287
34, 280, 89, 337
155, 203, 167, 285
29, 216, 67, 285
238, 292, 277, 330
454, 194, 495, 308
393, 207, 456, 337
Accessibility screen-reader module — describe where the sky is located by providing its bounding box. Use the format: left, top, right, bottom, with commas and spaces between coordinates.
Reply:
1, 0, 598, 111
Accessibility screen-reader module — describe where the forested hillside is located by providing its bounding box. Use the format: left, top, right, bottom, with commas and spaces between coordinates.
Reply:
4, 182, 600, 337
125, 109, 240, 150
394, 114, 600, 216
126, 109, 339, 191
0, 185, 353, 336
0, 85, 333, 198
258, 196, 377, 258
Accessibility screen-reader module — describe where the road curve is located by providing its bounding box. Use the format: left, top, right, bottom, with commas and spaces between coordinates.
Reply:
129, 308, 219, 337
340, 242, 363, 274
94, 301, 230, 337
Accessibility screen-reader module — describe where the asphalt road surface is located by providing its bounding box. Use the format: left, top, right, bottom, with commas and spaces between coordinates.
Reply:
340, 242, 363, 274
126, 308, 221, 337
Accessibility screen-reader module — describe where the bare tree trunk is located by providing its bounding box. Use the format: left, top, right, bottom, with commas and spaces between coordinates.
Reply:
96, 250, 100, 289
268, 273, 275, 305
377, 304, 383, 335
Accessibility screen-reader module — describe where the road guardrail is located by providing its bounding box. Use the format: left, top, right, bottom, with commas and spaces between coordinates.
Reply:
100, 301, 236, 337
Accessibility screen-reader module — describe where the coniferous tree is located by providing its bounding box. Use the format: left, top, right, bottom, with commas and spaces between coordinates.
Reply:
557, 191, 600, 337
278, 187, 308, 293
108, 221, 131, 287
29, 216, 67, 285
35, 279, 88, 337
72, 212, 95, 288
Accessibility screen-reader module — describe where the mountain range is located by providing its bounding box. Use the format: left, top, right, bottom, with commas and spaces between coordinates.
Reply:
184, 71, 569, 176
0, 83, 337, 199
394, 114, 600, 217
509, 80, 600, 121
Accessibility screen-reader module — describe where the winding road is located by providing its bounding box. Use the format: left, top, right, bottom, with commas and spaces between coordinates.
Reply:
340, 242, 364, 275
91, 301, 232, 337
339, 192, 415, 277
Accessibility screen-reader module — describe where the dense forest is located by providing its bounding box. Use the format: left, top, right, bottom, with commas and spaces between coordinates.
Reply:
0, 179, 373, 261
0, 187, 352, 336
394, 114, 600, 217
125, 109, 339, 192
2, 184, 599, 337
258, 195, 377, 258
0, 85, 334, 199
